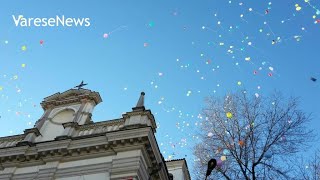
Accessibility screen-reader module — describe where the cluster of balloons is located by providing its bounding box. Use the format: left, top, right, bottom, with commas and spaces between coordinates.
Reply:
295, 4, 302, 11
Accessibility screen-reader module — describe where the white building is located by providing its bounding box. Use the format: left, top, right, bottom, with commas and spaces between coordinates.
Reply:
0, 88, 190, 180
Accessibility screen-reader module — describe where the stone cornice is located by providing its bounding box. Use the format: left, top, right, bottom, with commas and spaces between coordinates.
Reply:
62, 122, 79, 128
0, 127, 154, 169
40, 89, 102, 110
23, 128, 41, 136
0, 135, 25, 149
77, 118, 125, 131
0, 134, 24, 142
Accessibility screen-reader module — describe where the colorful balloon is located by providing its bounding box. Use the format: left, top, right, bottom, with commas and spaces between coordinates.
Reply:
148, 21, 154, 27
216, 159, 223, 167
238, 140, 244, 147
295, 4, 302, 11
223, 149, 229, 155
265, 152, 272, 158
21, 45, 27, 51
226, 112, 233, 119
221, 156, 227, 161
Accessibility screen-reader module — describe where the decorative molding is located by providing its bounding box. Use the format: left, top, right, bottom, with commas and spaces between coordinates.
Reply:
76, 118, 125, 132
122, 109, 157, 132
0, 128, 153, 167
54, 136, 72, 141
23, 128, 41, 136
62, 122, 79, 129
16, 141, 35, 147
48, 107, 77, 120
0, 135, 24, 142
40, 89, 102, 110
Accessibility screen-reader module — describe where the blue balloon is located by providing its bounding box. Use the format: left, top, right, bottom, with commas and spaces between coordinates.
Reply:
223, 149, 229, 155
264, 152, 272, 159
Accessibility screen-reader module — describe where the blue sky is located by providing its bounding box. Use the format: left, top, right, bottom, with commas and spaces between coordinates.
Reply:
0, 0, 319, 174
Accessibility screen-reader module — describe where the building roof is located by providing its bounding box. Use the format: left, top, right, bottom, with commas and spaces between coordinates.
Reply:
41, 88, 102, 110
166, 158, 191, 180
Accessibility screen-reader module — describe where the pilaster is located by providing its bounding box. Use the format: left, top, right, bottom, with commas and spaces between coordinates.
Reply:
55, 122, 79, 140
16, 128, 41, 147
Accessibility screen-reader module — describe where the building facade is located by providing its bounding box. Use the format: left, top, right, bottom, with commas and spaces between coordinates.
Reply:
0, 88, 190, 180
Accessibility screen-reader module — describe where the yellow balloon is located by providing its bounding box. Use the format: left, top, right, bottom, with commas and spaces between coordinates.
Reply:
226, 112, 233, 119
221, 156, 227, 161
296, 6, 302, 11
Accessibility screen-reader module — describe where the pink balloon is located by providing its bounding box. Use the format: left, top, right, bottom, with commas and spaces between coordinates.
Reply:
103, 33, 109, 38
217, 159, 223, 167
40, 40, 44, 45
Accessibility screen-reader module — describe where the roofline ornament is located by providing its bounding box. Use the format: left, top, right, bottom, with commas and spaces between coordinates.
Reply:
74, 81, 88, 90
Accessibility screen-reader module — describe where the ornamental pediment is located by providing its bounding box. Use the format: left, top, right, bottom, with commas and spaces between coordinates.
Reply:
41, 89, 102, 109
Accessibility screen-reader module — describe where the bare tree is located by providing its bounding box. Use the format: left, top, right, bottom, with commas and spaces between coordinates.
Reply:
295, 150, 320, 180
193, 91, 314, 180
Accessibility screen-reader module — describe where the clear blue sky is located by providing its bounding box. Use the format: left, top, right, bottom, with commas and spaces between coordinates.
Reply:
0, 0, 319, 173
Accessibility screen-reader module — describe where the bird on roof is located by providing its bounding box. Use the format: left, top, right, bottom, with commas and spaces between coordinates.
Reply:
74, 81, 88, 89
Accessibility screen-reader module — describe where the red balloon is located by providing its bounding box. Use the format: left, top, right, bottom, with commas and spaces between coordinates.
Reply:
40, 40, 44, 45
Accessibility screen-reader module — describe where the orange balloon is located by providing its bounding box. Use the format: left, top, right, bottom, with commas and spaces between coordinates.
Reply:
238, 140, 244, 147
